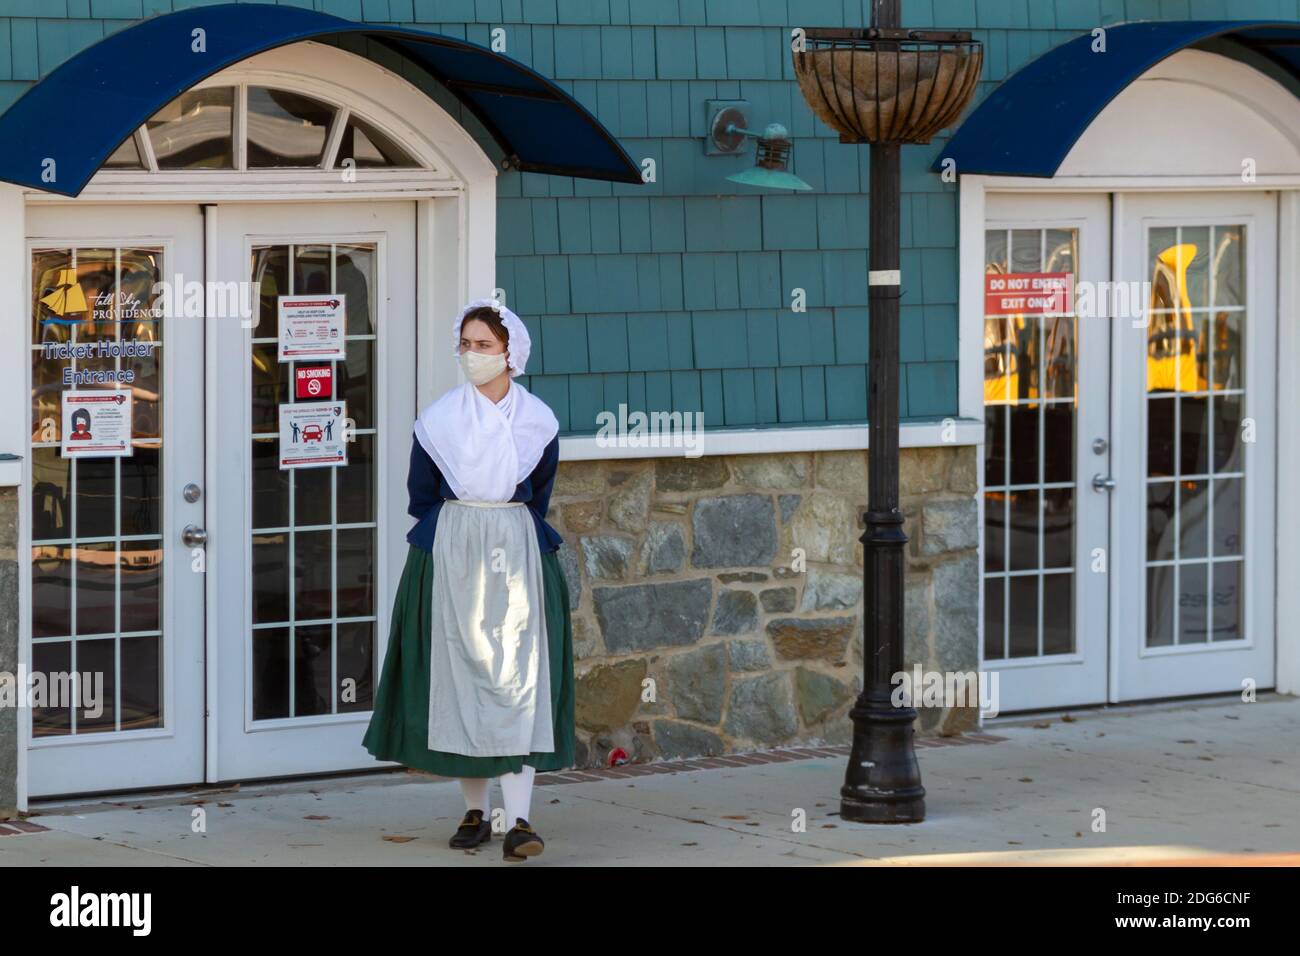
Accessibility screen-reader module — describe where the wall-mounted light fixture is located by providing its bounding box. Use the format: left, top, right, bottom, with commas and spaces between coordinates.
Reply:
706, 100, 811, 191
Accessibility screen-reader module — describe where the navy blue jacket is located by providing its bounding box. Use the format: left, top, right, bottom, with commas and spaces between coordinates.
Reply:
404, 433, 563, 554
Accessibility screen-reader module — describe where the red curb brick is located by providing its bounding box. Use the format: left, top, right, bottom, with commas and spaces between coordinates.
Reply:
0, 821, 49, 836
740, 751, 797, 763
716, 754, 768, 766
534, 734, 1007, 785
605, 764, 657, 776
785, 747, 835, 758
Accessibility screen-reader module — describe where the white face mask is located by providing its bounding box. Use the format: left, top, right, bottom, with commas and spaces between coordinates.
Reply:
460, 348, 508, 386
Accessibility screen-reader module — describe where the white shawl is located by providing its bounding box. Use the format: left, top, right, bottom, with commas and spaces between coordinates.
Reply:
413, 379, 558, 502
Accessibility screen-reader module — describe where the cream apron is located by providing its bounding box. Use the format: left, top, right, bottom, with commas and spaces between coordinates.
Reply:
427, 499, 554, 757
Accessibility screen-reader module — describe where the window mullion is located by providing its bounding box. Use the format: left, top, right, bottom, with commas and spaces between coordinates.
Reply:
235, 83, 248, 171
138, 125, 159, 172
323, 107, 350, 172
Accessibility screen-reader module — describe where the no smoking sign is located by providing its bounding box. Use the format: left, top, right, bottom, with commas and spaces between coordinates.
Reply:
295, 365, 334, 400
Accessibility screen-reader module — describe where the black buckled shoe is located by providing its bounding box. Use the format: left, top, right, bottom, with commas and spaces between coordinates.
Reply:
502, 818, 544, 861
449, 809, 492, 849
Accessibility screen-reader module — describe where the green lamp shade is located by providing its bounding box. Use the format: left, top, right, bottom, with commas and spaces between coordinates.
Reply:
726, 166, 812, 191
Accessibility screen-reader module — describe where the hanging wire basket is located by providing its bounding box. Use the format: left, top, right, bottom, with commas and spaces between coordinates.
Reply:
793, 28, 983, 145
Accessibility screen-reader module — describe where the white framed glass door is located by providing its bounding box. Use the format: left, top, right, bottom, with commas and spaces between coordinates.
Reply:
26, 204, 207, 797
982, 193, 1111, 711
209, 203, 415, 781
1113, 192, 1277, 701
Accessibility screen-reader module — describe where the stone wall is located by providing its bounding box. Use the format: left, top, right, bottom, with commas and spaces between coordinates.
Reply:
0, 487, 17, 817
549, 445, 980, 769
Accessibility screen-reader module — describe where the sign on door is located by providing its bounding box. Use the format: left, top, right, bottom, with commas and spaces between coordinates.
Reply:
278, 295, 346, 361
278, 401, 347, 469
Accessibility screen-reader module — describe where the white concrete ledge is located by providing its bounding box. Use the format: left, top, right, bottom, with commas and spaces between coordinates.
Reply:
0, 424, 984, 478
559, 419, 983, 461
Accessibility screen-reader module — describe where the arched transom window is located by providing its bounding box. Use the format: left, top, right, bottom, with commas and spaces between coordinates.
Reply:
103, 84, 421, 173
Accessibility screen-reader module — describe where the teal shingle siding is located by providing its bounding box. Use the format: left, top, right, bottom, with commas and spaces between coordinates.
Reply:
7, 0, 1300, 431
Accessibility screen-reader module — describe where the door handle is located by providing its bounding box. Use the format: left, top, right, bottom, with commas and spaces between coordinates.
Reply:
181, 524, 208, 547
1091, 474, 1117, 492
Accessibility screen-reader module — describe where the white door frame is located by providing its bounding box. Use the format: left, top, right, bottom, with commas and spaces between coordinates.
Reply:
960, 49, 1300, 709
5, 40, 499, 807
966, 180, 1296, 707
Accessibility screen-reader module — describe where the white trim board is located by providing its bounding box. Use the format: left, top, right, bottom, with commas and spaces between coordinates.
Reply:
1276, 191, 1299, 697
0, 186, 27, 812
0, 187, 23, 489
558, 419, 983, 461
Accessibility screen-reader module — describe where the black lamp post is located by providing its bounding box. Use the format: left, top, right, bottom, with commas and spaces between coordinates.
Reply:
792, 1, 982, 823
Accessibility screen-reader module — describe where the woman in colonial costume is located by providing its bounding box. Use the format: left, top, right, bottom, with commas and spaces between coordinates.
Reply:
362, 297, 574, 862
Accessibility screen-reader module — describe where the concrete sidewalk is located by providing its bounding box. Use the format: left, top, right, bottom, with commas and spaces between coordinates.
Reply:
3, 694, 1297, 866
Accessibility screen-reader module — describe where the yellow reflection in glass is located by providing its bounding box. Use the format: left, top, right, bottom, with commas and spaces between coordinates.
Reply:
1147, 243, 1206, 393
984, 263, 1013, 403
983, 262, 1037, 403
984, 316, 1016, 404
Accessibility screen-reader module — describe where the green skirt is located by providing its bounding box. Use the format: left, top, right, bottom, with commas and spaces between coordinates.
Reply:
362, 543, 576, 777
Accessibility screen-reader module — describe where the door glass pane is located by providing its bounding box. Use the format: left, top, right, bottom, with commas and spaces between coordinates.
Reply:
29, 246, 165, 736
249, 242, 378, 719
983, 227, 1079, 661
1144, 224, 1247, 647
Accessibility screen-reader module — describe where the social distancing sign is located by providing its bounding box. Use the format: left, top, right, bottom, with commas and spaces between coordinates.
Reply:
61, 390, 133, 458
278, 295, 345, 361
279, 401, 347, 469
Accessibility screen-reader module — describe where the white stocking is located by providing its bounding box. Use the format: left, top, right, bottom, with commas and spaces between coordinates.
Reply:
459, 776, 491, 814
498, 765, 536, 826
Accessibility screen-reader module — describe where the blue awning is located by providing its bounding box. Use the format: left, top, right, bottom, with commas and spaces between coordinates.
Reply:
935, 20, 1300, 178
0, 3, 642, 196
